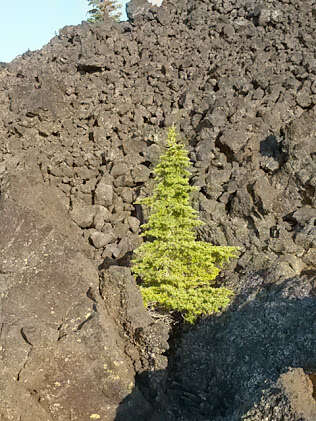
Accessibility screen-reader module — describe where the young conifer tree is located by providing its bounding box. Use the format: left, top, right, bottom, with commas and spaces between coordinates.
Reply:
132, 126, 238, 324
87, 0, 121, 22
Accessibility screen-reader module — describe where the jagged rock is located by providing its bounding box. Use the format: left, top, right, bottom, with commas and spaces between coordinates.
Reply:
230, 187, 253, 218
1, 0, 316, 418
219, 128, 249, 155
126, 0, 152, 21
251, 176, 278, 214
90, 230, 114, 248
199, 195, 226, 221
70, 201, 96, 228
242, 368, 316, 421
132, 164, 151, 183
0, 169, 168, 421
113, 222, 130, 239
148, 271, 316, 420
127, 216, 141, 233
94, 181, 114, 207
111, 162, 130, 178
0, 170, 138, 419
293, 207, 316, 225
93, 204, 112, 230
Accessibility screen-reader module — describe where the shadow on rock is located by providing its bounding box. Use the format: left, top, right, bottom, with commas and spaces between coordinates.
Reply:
114, 270, 316, 421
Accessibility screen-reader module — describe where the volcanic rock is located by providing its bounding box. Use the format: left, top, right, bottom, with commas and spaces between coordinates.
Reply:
0, 0, 315, 418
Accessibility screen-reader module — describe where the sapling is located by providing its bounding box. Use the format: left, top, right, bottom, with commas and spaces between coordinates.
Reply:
132, 126, 238, 323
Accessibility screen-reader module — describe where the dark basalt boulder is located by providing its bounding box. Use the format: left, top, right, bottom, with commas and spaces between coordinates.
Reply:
126, 0, 152, 21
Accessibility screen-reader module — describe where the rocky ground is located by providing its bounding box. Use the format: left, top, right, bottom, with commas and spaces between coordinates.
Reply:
0, 0, 315, 419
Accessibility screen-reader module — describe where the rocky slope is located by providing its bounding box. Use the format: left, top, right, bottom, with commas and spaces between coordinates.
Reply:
0, 0, 315, 419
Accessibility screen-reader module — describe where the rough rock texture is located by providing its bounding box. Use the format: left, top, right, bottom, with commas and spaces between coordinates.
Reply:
1, 0, 314, 272
0, 0, 315, 419
0, 168, 168, 420
145, 271, 316, 420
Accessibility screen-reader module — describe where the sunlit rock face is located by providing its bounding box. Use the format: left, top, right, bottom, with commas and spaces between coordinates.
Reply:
0, 0, 315, 419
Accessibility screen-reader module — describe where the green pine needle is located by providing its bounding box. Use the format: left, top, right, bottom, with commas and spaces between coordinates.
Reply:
132, 126, 239, 324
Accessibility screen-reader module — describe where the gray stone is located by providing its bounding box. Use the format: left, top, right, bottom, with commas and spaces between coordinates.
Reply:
131, 164, 151, 183
252, 176, 277, 214
111, 162, 130, 178
127, 216, 140, 233
107, 243, 121, 258
89, 230, 114, 248
293, 207, 316, 224
126, 0, 151, 21
199, 195, 226, 221
302, 247, 316, 267
219, 128, 248, 154
297, 86, 313, 108
145, 144, 162, 164
94, 182, 113, 206
93, 205, 111, 231
117, 187, 134, 204
70, 201, 96, 228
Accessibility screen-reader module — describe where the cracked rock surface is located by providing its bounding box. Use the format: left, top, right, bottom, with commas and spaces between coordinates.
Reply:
0, 0, 315, 419
149, 271, 316, 420
0, 169, 168, 420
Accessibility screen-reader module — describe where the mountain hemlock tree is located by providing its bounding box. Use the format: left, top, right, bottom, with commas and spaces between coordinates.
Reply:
132, 126, 238, 324
87, 0, 121, 22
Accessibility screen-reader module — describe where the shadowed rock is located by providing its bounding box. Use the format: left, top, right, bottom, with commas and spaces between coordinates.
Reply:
117, 271, 316, 420
0, 0, 316, 418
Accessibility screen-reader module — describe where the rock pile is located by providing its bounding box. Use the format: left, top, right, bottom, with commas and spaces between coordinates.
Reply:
0, 0, 315, 419
1, 0, 315, 273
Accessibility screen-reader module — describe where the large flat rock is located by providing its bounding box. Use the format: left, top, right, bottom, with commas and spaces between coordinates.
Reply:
0, 169, 150, 420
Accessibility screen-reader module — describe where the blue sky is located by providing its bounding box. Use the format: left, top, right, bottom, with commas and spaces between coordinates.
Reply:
0, 0, 128, 63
